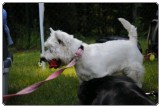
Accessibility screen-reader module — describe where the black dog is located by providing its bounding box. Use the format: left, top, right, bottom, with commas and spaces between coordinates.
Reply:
78, 76, 155, 105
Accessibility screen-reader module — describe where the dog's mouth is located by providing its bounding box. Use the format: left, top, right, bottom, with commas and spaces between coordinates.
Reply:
48, 59, 61, 69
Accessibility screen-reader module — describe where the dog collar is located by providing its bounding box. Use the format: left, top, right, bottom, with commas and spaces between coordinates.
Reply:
79, 45, 84, 50
75, 45, 84, 57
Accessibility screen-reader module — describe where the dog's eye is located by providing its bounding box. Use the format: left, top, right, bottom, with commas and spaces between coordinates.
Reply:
57, 39, 62, 44
57, 39, 65, 46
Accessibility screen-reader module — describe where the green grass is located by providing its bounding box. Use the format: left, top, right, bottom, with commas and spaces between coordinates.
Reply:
6, 51, 79, 105
143, 60, 158, 92
139, 37, 158, 92
5, 37, 158, 105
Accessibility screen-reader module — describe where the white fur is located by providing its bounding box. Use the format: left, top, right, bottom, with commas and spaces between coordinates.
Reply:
41, 18, 144, 87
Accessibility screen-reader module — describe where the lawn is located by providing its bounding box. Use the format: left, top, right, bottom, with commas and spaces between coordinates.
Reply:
5, 51, 79, 105
4, 37, 158, 105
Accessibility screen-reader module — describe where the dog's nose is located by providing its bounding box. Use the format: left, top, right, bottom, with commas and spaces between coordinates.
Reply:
40, 57, 47, 62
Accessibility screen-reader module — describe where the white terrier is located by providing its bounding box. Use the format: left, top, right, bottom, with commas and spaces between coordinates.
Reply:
40, 18, 144, 87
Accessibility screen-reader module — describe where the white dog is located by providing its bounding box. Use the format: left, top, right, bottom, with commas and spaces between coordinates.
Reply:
40, 18, 144, 87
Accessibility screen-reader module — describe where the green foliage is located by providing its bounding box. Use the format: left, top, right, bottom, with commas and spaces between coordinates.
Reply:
4, 3, 157, 50
12, 21, 40, 51
133, 17, 148, 37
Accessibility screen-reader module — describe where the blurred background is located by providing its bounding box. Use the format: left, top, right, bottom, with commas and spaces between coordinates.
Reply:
3, 3, 158, 50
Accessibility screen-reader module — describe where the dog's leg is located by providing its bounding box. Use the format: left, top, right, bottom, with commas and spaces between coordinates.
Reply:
124, 62, 145, 88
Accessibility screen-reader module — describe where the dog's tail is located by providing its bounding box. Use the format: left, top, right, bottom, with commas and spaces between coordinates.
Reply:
118, 18, 137, 43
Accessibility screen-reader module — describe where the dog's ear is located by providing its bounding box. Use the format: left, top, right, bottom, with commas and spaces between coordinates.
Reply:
49, 27, 55, 36
49, 27, 55, 33
54, 30, 73, 46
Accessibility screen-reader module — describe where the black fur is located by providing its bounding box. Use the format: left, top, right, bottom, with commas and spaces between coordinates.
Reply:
78, 76, 155, 105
